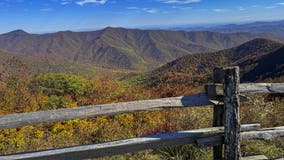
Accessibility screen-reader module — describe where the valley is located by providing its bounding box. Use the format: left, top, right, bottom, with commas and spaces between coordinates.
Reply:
1, 27, 284, 74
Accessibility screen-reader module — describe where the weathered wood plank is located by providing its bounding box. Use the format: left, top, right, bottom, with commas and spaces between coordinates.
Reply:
197, 126, 284, 148
241, 126, 284, 140
0, 93, 210, 129
197, 123, 260, 148
224, 67, 241, 160
1, 82, 282, 130
241, 155, 268, 160
240, 83, 284, 94
208, 95, 247, 105
206, 83, 284, 95
212, 67, 225, 160
197, 135, 224, 148
0, 124, 260, 160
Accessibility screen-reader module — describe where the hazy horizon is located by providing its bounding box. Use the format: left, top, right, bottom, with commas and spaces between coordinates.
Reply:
1, 18, 284, 35
0, 0, 284, 34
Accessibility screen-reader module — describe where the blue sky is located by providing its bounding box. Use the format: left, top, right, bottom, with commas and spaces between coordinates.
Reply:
0, 0, 284, 33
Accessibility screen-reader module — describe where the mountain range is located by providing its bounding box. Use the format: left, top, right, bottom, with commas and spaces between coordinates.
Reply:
0, 27, 284, 72
176, 20, 284, 36
138, 38, 284, 94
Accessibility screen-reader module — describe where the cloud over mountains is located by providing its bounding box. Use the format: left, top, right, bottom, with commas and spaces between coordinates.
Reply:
76, 0, 108, 6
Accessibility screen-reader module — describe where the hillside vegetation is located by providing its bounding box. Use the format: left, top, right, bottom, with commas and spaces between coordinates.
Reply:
1, 28, 284, 71
134, 38, 284, 96
0, 72, 283, 160
0, 31, 283, 159
239, 46, 284, 82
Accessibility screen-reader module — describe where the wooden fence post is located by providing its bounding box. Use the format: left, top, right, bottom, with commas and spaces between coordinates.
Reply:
223, 66, 241, 160
213, 67, 224, 160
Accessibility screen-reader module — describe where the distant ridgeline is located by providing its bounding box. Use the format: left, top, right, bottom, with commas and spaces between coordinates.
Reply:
0, 27, 284, 74
131, 38, 284, 96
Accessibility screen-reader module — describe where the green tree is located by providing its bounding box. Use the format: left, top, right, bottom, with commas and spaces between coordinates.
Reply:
30, 73, 91, 100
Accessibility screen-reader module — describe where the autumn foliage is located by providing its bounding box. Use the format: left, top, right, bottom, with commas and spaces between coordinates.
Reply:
0, 72, 283, 159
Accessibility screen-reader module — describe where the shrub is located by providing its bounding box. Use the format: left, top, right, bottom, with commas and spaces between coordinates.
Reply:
30, 73, 91, 100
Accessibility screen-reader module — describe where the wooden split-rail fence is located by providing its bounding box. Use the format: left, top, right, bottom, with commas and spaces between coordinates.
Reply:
0, 66, 284, 160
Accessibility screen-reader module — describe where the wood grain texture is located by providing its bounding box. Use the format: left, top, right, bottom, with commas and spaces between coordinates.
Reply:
196, 126, 284, 148
197, 123, 260, 148
212, 67, 225, 160
241, 126, 284, 140
0, 124, 260, 160
0, 93, 210, 129
240, 83, 284, 94
223, 67, 241, 160
206, 83, 284, 96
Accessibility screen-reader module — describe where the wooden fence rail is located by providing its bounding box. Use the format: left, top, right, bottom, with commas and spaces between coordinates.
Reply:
0, 66, 283, 160
1, 125, 284, 160
0, 93, 211, 129
0, 83, 282, 130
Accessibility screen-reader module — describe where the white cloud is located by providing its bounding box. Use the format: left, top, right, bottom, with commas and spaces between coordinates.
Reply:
126, 7, 158, 14
238, 6, 246, 11
76, 0, 107, 6
40, 8, 53, 12
251, 5, 259, 8
143, 8, 157, 14
5, 0, 25, 2
60, 0, 72, 5
213, 8, 229, 12
172, 5, 191, 10
127, 6, 138, 10
265, 6, 277, 9
264, 2, 284, 9
158, 0, 201, 4
61, 2, 69, 5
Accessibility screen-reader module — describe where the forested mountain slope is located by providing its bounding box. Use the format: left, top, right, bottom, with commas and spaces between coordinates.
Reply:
1, 28, 283, 70
136, 38, 284, 95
